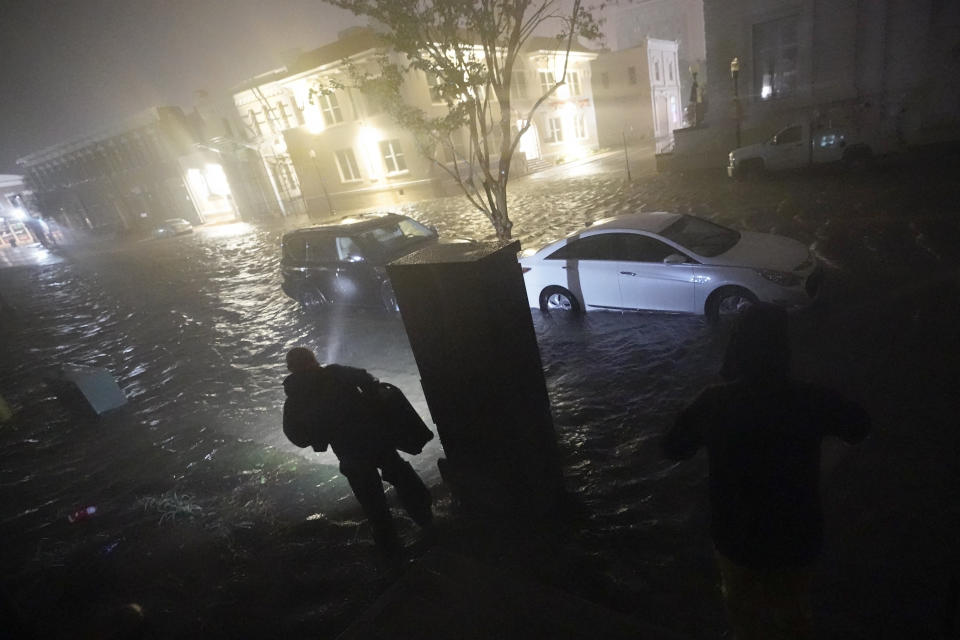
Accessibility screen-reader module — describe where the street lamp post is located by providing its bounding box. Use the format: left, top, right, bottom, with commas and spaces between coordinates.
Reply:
730, 57, 742, 148
308, 149, 335, 218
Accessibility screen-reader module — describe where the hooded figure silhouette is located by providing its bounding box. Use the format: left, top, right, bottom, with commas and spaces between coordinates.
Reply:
664, 303, 870, 640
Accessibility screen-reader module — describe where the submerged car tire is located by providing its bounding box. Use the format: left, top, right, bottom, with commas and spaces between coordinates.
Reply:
539, 286, 581, 314
705, 286, 757, 324
299, 287, 328, 311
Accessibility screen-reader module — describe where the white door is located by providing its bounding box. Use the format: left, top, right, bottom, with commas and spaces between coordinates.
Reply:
517, 120, 541, 160
615, 233, 696, 312
542, 234, 623, 309
766, 125, 807, 171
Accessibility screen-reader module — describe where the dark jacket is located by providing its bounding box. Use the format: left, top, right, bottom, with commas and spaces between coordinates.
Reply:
282, 365, 384, 459
663, 379, 870, 568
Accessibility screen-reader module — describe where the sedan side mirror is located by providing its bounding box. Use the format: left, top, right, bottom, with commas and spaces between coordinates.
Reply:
663, 254, 687, 265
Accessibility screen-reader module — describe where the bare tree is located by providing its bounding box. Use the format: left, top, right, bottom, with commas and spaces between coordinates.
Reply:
321, 0, 602, 241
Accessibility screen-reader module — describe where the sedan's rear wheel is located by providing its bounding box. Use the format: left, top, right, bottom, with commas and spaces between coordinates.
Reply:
539, 286, 581, 314
706, 286, 756, 324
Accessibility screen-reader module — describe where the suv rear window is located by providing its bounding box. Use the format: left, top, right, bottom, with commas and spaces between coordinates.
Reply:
282, 236, 305, 264
283, 233, 338, 264
356, 218, 434, 256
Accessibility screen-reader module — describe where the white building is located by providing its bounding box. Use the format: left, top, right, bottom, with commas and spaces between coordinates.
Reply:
668, 0, 960, 169
0, 175, 34, 248
232, 28, 600, 214
591, 38, 684, 151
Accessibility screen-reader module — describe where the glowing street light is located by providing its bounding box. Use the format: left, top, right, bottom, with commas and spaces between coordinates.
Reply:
730, 57, 742, 147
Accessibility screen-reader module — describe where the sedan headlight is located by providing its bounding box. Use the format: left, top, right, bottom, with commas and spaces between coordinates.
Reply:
756, 269, 801, 287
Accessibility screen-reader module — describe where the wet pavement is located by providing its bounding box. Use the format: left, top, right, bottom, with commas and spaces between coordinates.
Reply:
2, 149, 959, 638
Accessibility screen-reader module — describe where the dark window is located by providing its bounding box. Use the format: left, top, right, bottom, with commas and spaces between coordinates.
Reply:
754, 15, 799, 100
547, 234, 620, 261
618, 234, 678, 262
282, 236, 306, 263
336, 236, 363, 260
775, 125, 802, 144
304, 235, 337, 263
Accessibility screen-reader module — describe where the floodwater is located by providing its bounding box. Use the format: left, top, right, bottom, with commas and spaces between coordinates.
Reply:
2, 156, 959, 638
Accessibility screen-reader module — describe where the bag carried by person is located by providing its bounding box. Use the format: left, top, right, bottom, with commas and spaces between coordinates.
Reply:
375, 382, 434, 455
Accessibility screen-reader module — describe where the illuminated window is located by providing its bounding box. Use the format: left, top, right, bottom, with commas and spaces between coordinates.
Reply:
545, 117, 563, 143
754, 15, 799, 100
255, 110, 270, 133
538, 70, 556, 95
379, 139, 407, 174
568, 71, 582, 96
318, 92, 343, 126
426, 72, 444, 103
335, 149, 362, 182
628, 66, 637, 85
575, 112, 588, 139
512, 72, 528, 100
277, 101, 292, 128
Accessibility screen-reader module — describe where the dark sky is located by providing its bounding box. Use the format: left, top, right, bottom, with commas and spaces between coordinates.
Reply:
0, 0, 363, 172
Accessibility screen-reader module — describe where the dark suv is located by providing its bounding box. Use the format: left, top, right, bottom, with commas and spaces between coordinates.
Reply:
281, 212, 439, 311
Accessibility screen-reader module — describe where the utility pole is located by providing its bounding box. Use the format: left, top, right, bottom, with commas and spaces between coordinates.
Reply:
622, 132, 632, 182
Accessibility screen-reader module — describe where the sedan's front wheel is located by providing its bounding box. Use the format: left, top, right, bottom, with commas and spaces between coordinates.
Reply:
539, 286, 581, 314
706, 286, 756, 324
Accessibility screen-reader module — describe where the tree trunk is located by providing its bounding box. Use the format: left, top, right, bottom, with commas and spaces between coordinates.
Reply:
489, 181, 512, 241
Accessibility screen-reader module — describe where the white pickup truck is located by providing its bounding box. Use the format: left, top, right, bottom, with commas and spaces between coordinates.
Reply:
727, 122, 875, 179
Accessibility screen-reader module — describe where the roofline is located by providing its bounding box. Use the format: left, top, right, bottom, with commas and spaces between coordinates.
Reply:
17, 106, 181, 166
283, 212, 403, 234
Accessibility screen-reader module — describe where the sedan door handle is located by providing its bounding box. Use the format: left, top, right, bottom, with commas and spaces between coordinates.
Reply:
620, 271, 636, 276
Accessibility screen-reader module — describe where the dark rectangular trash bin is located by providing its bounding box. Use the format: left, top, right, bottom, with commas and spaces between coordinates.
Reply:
387, 241, 562, 516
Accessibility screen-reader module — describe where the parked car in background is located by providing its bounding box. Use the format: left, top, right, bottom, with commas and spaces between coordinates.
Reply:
727, 122, 875, 179
281, 212, 445, 311
152, 218, 194, 238
519, 212, 822, 322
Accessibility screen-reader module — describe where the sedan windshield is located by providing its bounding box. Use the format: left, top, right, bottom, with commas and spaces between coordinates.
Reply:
660, 215, 740, 257
357, 217, 435, 258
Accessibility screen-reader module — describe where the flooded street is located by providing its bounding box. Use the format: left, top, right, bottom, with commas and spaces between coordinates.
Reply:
2, 154, 960, 638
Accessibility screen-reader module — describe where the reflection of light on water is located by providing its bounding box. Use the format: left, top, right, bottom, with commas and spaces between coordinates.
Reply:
200, 222, 254, 239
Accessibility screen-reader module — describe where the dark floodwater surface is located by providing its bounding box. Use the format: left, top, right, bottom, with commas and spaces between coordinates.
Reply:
3, 164, 960, 638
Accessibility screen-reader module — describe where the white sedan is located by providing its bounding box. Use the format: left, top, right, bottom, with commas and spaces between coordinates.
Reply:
519, 212, 822, 321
